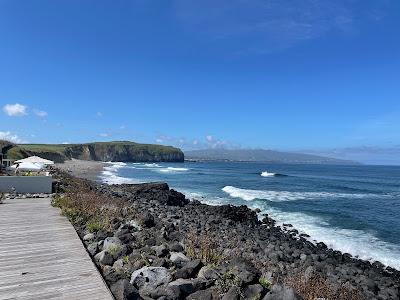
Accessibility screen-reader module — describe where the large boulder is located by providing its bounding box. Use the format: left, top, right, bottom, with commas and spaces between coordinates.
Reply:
168, 279, 195, 296
228, 257, 261, 285
103, 237, 123, 251
107, 182, 189, 206
263, 284, 300, 300
110, 279, 140, 300
94, 250, 114, 266
176, 259, 203, 279
130, 267, 172, 290
170, 252, 191, 266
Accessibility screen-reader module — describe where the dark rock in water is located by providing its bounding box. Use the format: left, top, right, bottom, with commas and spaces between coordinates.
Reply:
263, 284, 300, 300
110, 279, 140, 300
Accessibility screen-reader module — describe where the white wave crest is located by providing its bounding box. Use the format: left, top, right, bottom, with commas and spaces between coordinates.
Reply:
144, 163, 161, 167
158, 167, 189, 173
251, 205, 400, 269
222, 186, 373, 202
261, 171, 276, 177
100, 162, 140, 184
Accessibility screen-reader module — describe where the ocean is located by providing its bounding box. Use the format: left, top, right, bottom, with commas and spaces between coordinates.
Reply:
100, 161, 400, 269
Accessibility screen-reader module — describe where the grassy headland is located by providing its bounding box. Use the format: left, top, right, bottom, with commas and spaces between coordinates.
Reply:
0, 140, 184, 163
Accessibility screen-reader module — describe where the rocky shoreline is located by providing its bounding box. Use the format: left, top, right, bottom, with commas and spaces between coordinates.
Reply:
53, 169, 400, 300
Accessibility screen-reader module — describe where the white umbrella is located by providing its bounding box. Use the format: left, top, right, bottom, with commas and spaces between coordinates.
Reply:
15, 156, 54, 165
8, 162, 44, 171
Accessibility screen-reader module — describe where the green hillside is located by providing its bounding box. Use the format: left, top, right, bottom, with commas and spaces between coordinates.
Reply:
1, 141, 184, 163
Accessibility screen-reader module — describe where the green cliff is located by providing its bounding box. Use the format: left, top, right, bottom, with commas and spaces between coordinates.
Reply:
1, 141, 184, 163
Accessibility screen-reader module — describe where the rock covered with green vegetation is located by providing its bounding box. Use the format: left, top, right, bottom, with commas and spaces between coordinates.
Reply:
1, 140, 184, 163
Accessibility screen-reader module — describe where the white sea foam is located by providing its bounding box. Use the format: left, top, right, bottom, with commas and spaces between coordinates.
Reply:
222, 186, 373, 202
261, 171, 276, 177
158, 167, 189, 173
100, 162, 140, 184
251, 205, 400, 269
144, 163, 161, 167
105, 161, 127, 167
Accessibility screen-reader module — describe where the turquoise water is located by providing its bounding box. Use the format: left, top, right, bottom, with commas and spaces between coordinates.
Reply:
100, 161, 400, 269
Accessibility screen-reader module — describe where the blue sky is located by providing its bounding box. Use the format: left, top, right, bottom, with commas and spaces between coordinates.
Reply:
1, 0, 399, 164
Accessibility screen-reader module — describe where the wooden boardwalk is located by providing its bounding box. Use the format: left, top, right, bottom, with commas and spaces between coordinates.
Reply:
0, 197, 114, 300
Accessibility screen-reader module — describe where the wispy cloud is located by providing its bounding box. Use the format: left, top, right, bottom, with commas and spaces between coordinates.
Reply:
33, 109, 48, 118
174, 0, 389, 53
155, 134, 240, 150
98, 133, 110, 137
3, 103, 27, 117
0, 131, 26, 143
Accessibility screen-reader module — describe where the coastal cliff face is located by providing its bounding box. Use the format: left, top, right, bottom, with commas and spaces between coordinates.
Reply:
64, 143, 184, 162
2, 141, 184, 163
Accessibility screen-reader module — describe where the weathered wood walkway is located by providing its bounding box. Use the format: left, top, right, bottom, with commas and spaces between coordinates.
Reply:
0, 197, 114, 300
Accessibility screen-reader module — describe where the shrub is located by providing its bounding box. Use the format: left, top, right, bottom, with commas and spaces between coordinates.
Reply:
185, 231, 225, 265
87, 221, 104, 233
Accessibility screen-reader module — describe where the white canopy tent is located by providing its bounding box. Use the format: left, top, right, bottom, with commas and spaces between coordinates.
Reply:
15, 156, 54, 165
8, 162, 44, 171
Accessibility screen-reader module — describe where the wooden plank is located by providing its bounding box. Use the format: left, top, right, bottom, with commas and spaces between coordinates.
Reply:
0, 197, 114, 300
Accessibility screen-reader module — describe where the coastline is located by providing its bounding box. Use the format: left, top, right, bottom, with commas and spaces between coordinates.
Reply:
53, 161, 400, 300
54, 159, 105, 181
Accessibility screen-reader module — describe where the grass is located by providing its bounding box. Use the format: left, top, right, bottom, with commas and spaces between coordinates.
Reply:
185, 231, 225, 265
52, 174, 136, 233
283, 270, 364, 300
259, 277, 273, 289
108, 245, 122, 256
4, 140, 183, 161
87, 221, 104, 233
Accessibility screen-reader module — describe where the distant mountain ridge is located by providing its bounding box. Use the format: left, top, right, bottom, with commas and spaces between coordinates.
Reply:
1, 140, 184, 163
185, 149, 359, 165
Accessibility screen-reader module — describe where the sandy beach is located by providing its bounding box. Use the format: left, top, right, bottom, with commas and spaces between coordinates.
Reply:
55, 159, 104, 181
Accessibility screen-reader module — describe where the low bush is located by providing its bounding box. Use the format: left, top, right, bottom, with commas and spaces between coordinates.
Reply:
284, 270, 364, 300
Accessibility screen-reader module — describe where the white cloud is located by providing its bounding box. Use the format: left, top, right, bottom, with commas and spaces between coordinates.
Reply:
0, 131, 25, 143
96, 112, 103, 117
156, 138, 164, 143
62, 142, 70, 144
206, 135, 213, 142
3, 103, 27, 117
99, 133, 110, 137
33, 109, 48, 117
120, 125, 126, 130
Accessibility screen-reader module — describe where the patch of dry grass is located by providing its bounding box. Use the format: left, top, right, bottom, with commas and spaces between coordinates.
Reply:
185, 231, 225, 265
52, 174, 136, 232
284, 270, 364, 300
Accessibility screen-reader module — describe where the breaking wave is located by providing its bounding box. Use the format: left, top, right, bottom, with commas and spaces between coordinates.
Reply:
222, 186, 374, 202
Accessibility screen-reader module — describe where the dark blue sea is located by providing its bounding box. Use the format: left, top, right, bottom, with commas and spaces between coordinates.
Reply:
100, 161, 400, 269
